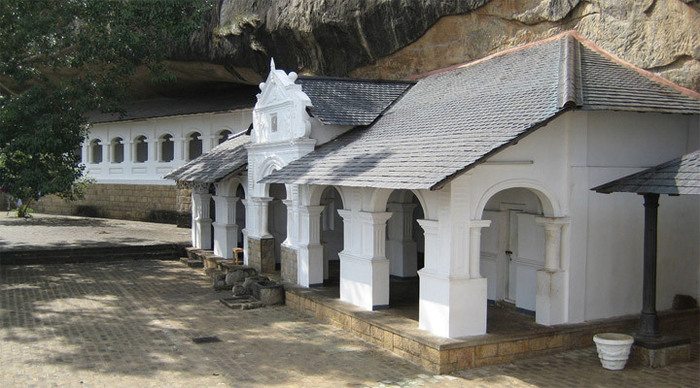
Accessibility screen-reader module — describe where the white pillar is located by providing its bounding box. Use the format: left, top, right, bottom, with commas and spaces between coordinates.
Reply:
535, 216, 570, 326
337, 210, 392, 310
386, 202, 418, 277
469, 220, 491, 278
212, 195, 239, 259
417, 219, 489, 338
81, 142, 88, 165
174, 137, 185, 162
191, 186, 212, 250
297, 205, 325, 287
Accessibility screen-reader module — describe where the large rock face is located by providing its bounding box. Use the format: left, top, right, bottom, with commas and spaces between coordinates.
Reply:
180, 0, 699, 91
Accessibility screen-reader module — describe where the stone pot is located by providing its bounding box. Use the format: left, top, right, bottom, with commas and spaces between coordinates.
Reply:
593, 333, 634, 370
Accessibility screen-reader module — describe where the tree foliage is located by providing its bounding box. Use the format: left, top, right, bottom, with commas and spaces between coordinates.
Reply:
0, 0, 213, 216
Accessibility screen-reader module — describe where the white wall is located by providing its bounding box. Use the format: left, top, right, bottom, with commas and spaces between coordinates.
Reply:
581, 111, 699, 320
452, 110, 698, 324
84, 109, 252, 185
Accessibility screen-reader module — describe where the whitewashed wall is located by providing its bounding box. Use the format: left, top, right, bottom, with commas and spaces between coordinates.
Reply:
460, 110, 698, 324
83, 109, 252, 185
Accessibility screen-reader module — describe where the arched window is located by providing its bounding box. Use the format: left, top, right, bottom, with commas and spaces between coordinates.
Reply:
111, 137, 124, 163
187, 132, 202, 160
160, 134, 174, 162
134, 135, 148, 163
90, 139, 102, 164
218, 129, 232, 144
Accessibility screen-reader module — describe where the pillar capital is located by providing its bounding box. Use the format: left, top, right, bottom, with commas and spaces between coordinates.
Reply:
300, 205, 325, 217
358, 211, 393, 225
251, 196, 273, 204
282, 199, 294, 207
417, 219, 439, 234
469, 219, 492, 229
535, 216, 570, 228
336, 209, 352, 220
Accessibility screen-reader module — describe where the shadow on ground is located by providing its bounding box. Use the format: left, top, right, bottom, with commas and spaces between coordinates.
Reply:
0, 261, 423, 385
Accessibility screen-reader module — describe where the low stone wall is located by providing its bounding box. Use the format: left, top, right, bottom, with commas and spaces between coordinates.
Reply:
280, 245, 298, 284
33, 183, 191, 224
286, 287, 699, 374
247, 236, 275, 273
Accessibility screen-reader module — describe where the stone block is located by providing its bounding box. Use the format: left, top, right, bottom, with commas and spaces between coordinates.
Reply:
475, 343, 498, 358
225, 266, 258, 286
280, 245, 298, 284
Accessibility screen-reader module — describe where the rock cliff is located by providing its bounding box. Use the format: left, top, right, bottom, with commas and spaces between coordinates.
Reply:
177, 0, 699, 91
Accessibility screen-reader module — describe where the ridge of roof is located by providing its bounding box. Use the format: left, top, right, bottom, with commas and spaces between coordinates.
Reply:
411, 30, 700, 101
297, 75, 415, 85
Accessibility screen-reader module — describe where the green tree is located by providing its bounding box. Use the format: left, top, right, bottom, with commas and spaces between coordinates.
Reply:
0, 0, 213, 217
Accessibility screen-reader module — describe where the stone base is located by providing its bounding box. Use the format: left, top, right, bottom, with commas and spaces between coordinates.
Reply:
32, 183, 184, 223
247, 236, 276, 273
631, 336, 692, 368
281, 244, 298, 284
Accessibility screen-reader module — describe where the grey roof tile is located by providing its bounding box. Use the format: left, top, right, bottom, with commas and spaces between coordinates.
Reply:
164, 133, 250, 184
261, 32, 700, 190
592, 150, 700, 195
298, 77, 413, 126
88, 87, 257, 124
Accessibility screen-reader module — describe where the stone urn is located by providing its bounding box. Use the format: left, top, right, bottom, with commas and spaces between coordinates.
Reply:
593, 333, 634, 370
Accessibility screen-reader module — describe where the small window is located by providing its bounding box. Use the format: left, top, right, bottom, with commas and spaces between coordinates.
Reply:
134, 135, 148, 163
111, 137, 124, 163
90, 139, 102, 164
188, 132, 202, 161
160, 134, 174, 162
270, 113, 278, 132
218, 129, 232, 144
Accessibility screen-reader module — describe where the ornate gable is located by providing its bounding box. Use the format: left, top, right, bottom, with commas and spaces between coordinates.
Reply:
252, 59, 312, 144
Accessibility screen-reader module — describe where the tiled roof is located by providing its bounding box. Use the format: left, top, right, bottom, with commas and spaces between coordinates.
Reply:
261, 32, 700, 190
592, 150, 700, 195
164, 132, 250, 184
88, 87, 257, 124
298, 77, 414, 126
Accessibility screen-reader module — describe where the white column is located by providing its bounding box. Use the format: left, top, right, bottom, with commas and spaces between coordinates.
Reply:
247, 197, 273, 238
386, 202, 418, 277
283, 198, 294, 246
469, 220, 492, 278
212, 195, 239, 259
81, 143, 88, 165
535, 216, 570, 326
297, 205, 325, 287
337, 210, 392, 310
417, 218, 489, 338
174, 137, 185, 162
123, 140, 132, 165
191, 186, 212, 250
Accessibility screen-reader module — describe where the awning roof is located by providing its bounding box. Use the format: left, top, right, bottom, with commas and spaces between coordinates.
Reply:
164, 132, 250, 184
592, 150, 700, 195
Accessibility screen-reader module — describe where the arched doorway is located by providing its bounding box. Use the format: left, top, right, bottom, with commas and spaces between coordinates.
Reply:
320, 187, 344, 283
385, 189, 425, 319
268, 183, 287, 270
236, 184, 246, 248
480, 187, 548, 314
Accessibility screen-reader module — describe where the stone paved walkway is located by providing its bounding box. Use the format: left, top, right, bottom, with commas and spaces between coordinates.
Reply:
1, 260, 698, 387
0, 213, 189, 251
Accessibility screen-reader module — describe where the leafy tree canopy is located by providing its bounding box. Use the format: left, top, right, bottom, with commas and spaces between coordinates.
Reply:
0, 0, 213, 216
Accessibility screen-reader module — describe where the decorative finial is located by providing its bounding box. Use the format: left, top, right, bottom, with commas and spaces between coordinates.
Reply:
270, 58, 276, 72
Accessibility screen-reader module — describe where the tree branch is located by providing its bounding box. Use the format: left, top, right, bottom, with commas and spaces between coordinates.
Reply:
0, 78, 17, 96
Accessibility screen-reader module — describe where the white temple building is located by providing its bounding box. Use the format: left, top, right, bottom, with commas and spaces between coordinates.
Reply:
168, 32, 700, 339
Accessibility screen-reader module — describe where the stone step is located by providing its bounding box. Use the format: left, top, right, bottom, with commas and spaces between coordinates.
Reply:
179, 257, 203, 268
0, 243, 187, 265
220, 296, 265, 310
